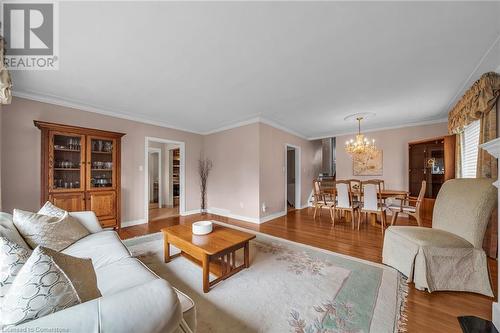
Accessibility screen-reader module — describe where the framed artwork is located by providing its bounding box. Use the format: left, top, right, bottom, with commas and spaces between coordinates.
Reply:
353, 150, 383, 176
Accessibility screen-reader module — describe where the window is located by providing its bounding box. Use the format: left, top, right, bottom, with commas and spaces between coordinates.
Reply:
461, 120, 480, 178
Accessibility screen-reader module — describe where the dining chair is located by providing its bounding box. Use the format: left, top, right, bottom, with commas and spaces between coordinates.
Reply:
359, 180, 387, 235
312, 179, 335, 219
387, 181, 426, 226
330, 180, 359, 229
371, 179, 385, 190
348, 179, 362, 204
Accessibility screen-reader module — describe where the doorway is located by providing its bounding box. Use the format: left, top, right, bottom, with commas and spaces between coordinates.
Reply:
285, 144, 301, 211
145, 137, 185, 222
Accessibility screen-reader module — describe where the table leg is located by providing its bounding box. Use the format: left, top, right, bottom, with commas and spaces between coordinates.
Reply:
244, 242, 250, 268
370, 213, 378, 226
164, 233, 170, 263
202, 253, 210, 293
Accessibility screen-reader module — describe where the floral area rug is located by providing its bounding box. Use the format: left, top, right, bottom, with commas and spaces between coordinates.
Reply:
124, 222, 407, 333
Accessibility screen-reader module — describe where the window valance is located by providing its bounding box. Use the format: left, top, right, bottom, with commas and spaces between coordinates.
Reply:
448, 72, 500, 134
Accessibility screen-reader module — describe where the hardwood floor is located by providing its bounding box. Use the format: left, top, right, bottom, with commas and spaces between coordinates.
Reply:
119, 207, 497, 333
148, 204, 179, 221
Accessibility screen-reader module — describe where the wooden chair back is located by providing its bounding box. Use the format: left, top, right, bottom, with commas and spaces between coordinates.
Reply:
371, 179, 385, 190
361, 180, 384, 211
312, 179, 324, 203
335, 180, 352, 209
349, 179, 361, 192
416, 180, 426, 210
313, 179, 322, 195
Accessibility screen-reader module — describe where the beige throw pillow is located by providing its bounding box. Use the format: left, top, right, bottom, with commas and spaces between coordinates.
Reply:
13, 209, 89, 251
0, 237, 32, 301
38, 201, 67, 218
41, 247, 101, 302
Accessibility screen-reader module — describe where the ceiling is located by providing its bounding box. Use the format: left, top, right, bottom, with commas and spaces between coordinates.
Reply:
11, 1, 500, 139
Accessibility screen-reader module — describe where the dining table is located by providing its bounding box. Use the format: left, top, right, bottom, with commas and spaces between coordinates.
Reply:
322, 188, 409, 227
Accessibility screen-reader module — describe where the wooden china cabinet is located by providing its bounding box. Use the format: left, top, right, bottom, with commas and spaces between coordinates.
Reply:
34, 121, 125, 229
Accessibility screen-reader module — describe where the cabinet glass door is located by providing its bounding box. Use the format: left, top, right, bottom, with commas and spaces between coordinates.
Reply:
87, 136, 116, 190
50, 132, 85, 192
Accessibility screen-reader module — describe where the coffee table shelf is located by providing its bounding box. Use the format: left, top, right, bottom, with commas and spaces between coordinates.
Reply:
162, 223, 256, 293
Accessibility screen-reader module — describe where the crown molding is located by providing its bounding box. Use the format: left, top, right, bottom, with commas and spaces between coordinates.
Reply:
201, 116, 261, 135
201, 115, 308, 140
12, 89, 448, 142
445, 33, 500, 114
12, 89, 203, 135
307, 117, 449, 141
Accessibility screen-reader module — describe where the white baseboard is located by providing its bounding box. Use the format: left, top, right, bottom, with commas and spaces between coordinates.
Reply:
493, 302, 500, 329
207, 207, 261, 224
181, 209, 201, 216
260, 211, 287, 223
208, 207, 289, 224
121, 219, 147, 228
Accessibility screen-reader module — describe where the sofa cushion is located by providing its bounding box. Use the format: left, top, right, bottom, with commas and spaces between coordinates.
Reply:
0, 237, 31, 301
62, 231, 131, 269
95, 258, 157, 296
0, 213, 29, 249
0, 247, 81, 327
388, 226, 473, 248
13, 209, 90, 251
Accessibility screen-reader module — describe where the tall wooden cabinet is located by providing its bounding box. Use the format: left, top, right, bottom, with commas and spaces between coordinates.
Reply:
35, 121, 125, 229
408, 135, 456, 222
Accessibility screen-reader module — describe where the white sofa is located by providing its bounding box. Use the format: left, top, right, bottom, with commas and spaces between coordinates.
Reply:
1, 211, 196, 333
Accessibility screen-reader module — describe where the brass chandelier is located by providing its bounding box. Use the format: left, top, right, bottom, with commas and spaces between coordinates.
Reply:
344, 117, 377, 156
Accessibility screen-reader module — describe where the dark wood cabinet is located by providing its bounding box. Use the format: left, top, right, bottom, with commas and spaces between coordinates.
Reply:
35, 121, 125, 229
408, 135, 456, 222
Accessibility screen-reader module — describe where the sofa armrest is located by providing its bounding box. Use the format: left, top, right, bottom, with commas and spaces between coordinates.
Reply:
70, 211, 103, 233
14, 279, 182, 333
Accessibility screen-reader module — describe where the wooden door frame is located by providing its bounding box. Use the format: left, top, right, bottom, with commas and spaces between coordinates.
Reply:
147, 147, 162, 208
144, 137, 186, 221
285, 144, 301, 211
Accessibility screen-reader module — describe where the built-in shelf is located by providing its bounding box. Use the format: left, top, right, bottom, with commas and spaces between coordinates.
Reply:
54, 168, 80, 171
91, 169, 113, 171
54, 148, 80, 152
91, 150, 112, 154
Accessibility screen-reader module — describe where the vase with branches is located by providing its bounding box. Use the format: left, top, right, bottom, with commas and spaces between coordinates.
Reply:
198, 157, 213, 214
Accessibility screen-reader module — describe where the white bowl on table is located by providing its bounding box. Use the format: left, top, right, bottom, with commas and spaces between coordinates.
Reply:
192, 221, 213, 235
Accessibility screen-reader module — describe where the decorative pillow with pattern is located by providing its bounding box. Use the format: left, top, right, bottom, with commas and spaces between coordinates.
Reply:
13, 209, 89, 251
0, 246, 81, 327
0, 237, 32, 302
38, 201, 67, 219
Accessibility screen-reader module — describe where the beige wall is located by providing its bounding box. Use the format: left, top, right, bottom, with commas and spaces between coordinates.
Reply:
202, 123, 322, 221
336, 122, 448, 190
1, 97, 203, 223
259, 123, 322, 218
2, 97, 443, 224
203, 123, 261, 219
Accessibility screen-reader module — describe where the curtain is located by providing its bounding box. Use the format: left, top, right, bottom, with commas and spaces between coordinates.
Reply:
0, 36, 12, 105
449, 72, 500, 134
477, 101, 498, 178
448, 72, 499, 258
455, 134, 462, 178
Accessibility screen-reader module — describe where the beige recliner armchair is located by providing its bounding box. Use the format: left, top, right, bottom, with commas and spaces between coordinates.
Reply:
382, 178, 497, 296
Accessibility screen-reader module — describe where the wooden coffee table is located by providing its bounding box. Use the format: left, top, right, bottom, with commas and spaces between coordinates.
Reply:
162, 224, 256, 293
